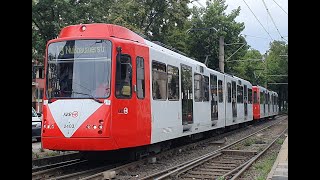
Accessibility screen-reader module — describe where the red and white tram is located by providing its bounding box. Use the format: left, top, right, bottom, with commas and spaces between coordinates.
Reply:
42, 23, 278, 153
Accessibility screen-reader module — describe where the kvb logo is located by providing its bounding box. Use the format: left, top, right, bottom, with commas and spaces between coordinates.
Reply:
63, 111, 79, 118
71, 111, 78, 118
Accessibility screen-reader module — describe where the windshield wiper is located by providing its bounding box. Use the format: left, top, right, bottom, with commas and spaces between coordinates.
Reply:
62, 90, 103, 103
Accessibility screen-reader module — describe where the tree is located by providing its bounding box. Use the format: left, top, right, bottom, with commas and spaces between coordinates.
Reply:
265, 41, 288, 111
186, 0, 248, 72
32, 0, 120, 62
32, 0, 191, 62
233, 49, 264, 84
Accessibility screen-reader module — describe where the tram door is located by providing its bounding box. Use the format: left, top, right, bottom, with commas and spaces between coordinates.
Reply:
210, 74, 218, 125
244, 85, 248, 119
181, 64, 193, 131
268, 93, 271, 114
264, 92, 267, 115
231, 81, 237, 121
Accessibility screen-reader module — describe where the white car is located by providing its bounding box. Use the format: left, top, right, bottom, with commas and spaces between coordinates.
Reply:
32, 107, 42, 141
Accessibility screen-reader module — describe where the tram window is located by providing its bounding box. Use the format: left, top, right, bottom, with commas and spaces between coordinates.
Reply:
254, 91, 258, 103
237, 85, 243, 103
152, 61, 167, 100
218, 80, 223, 102
211, 75, 218, 101
194, 73, 202, 102
265, 93, 268, 104
260, 92, 264, 104
168, 65, 179, 100
241, 86, 243, 103
227, 82, 231, 103
203, 75, 209, 101
116, 54, 132, 98
244, 85, 247, 103
136, 57, 145, 99
194, 74, 209, 102
248, 88, 252, 104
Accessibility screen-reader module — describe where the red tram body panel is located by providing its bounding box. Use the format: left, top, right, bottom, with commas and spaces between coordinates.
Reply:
252, 86, 260, 120
42, 24, 152, 150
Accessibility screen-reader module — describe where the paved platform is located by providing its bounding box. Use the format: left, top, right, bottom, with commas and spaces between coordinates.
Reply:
267, 136, 288, 180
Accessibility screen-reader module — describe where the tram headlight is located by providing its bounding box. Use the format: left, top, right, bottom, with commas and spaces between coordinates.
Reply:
81, 25, 86, 31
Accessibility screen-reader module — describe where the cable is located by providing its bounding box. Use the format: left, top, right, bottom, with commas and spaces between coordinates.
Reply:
272, 0, 288, 15
242, 0, 274, 41
261, 0, 288, 42
241, 34, 269, 40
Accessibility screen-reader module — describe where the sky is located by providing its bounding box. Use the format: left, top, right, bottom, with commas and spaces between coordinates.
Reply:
190, 0, 288, 54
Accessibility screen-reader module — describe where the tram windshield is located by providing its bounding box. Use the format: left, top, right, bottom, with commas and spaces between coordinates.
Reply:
46, 40, 112, 99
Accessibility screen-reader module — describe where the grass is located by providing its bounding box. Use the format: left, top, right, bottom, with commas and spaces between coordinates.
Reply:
276, 138, 285, 145
45, 151, 60, 157
32, 152, 40, 159
32, 149, 60, 159
252, 153, 277, 180
243, 138, 256, 146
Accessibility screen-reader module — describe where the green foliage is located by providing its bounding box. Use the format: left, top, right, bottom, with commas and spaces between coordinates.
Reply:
243, 138, 256, 146
234, 40, 288, 110
276, 138, 285, 145
32, 0, 191, 62
265, 41, 288, 110
253, 153, 277, 180
186, 0, 248, 72
234, 49, 264, 84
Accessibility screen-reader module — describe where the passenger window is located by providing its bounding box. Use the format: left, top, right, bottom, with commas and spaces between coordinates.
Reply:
167, 65, 179, 100
260, 92, 264, 104
227, 82, 231, 103
248, 88, 252, 104
152, 61, 167, 100
237, 85, 243, 103
203, 75, 209, 101
194, 73, 209, 102
194, 73, 202, 102
244, 85, 247, 103
116, 54, 132, 98
218, 80, 223, 102
254, 91, 258, 103
136, 57, 145, 99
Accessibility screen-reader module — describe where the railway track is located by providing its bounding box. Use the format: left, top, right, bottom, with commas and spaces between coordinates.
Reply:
32, 115, 287, 180
140, 117, 287, 180
79, 116, 287, 180
32, 152, 81, 169
32, 159, 88, 180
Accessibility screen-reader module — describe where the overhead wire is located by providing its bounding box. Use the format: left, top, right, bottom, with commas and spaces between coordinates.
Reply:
242, 0, 274, 41
241, 34, 269, 40
271, 0, 288, 15
261, 0, 288, 42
